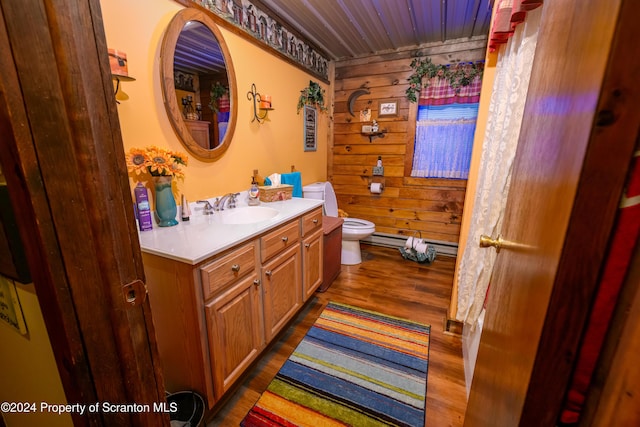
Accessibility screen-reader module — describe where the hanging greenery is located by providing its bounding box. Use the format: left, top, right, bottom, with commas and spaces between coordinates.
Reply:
209, 82, 229, 113
297, 80, 328, 113
405, 57, 484, 103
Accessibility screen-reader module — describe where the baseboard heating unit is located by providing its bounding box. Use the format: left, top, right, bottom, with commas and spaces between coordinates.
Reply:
362, 232, 458, 257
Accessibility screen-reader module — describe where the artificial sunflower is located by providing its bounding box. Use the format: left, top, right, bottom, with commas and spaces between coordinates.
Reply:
125, 146, 188, 179
126, 147, 149, 176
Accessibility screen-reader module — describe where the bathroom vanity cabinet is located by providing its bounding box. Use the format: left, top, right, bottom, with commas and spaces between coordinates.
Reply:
141, 205, 323, 410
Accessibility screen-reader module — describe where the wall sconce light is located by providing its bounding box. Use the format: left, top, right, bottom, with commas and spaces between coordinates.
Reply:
109, 48, 135, 103
247, 83, 274, 123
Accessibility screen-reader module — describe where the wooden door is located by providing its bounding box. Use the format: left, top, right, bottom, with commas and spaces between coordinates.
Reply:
262, 244, 302, 341
0, 1, 168, 425
464, 0, 639, 425
206, 272, 264, 399
302, 228, 323, 301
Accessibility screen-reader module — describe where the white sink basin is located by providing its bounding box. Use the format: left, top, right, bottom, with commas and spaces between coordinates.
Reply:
218, 206, 279, 224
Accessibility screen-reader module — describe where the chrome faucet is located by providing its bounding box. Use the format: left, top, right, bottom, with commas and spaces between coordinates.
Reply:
213, 193, 240, 211
196, 200, 214, 215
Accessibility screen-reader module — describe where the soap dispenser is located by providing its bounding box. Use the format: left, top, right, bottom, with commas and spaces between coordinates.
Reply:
248, 177, 260, 206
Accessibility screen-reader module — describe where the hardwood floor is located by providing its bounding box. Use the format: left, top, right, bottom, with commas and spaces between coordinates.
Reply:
207, 244, 467, 426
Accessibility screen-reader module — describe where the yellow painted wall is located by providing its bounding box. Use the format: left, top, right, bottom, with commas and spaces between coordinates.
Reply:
100, 0, 329, 203
0, 278, 72, 427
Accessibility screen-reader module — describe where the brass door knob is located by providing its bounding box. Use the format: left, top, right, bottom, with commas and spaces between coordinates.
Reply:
479, 235, 505, 253
479, 234, 531, 253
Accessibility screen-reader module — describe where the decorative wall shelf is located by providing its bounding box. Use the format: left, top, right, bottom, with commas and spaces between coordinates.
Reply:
112, 74, 135, 103
361, 130, 387, 142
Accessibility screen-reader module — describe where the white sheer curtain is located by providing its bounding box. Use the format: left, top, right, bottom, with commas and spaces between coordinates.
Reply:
456, 7, 542, 325
411, 104, 479, 179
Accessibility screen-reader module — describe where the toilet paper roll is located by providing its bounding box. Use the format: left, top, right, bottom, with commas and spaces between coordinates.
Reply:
405, 236, 415, 249
370, 182, 384, 194
414, 241, 428, 254
405, 236, 423, 249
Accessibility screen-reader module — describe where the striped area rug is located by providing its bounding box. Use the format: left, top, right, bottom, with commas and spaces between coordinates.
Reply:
241, 302, 430, 427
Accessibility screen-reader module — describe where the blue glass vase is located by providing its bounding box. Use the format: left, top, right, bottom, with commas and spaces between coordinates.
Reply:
153, 176, 178, 227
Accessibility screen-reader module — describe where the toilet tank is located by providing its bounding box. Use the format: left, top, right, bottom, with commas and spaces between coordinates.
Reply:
302, 182, 326, 200
302, 182, 338, 217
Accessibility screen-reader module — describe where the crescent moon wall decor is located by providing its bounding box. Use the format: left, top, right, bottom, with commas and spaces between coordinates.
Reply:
347, 88, 370, 116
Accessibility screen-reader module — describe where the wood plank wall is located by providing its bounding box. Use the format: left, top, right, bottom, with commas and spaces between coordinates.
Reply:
331, 38, 487, 244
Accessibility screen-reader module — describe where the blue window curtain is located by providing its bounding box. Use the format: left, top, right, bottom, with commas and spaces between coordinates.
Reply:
411, 103, 479, 179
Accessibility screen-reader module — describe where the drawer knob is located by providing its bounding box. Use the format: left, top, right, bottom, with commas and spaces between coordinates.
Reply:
304, 243, 311, 248
281, 236, 289, 243
312, 219, 318, 224
253, 279, 261, 286
231, 264, 240, 272
265, 270, 272, 277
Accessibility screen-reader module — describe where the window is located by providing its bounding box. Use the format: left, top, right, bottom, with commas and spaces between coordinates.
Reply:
411, 103, 479, 179
406, 62, 483, 180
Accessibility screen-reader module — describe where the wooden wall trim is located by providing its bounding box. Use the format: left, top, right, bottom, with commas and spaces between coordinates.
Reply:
335, 37, 488, 68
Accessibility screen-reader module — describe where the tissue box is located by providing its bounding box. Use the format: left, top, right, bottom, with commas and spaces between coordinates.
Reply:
258, 184, 293, 202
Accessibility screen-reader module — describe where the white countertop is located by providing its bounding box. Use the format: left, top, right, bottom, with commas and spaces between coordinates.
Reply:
138, 196, 324, 265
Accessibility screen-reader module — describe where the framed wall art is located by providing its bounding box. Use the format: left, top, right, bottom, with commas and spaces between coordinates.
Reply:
378, 100, 398, 117
0, 276, 27, 335
303, 105, 317, 151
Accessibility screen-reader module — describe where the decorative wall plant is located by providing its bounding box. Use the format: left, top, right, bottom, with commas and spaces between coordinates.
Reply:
209, 81, 229, 113
297, 81, 328, 113
405, 57, 484, 102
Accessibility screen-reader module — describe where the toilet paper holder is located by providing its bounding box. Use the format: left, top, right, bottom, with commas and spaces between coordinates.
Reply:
368, 175, 385, 192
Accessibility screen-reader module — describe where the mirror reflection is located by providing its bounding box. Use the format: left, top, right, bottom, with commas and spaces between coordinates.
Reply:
161, 8, 237, 161
174, 21, 229, 149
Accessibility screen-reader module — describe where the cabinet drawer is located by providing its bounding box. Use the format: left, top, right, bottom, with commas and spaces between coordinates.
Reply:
201, 242, 256, 300
260, 220, 300, 262
301, 208, 322, 237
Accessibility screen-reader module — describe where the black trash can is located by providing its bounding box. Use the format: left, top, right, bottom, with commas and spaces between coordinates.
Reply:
166, 390, 205, 427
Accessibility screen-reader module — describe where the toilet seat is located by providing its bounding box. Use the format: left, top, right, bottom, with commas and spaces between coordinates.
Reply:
343, 218, 375, 229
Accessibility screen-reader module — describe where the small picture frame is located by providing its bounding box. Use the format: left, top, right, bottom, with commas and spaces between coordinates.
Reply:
360, 108, 371, 122
174, 70, 195, 92
303, 105, 317, 152
378, 100, 398, 117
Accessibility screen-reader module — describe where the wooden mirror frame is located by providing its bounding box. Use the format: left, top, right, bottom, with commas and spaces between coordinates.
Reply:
160, 8, 237, 161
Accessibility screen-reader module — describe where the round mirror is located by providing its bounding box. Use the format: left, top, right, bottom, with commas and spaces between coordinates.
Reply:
160, 8, 237, 160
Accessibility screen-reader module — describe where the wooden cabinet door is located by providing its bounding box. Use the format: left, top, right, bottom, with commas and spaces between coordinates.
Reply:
302, 228, 323, 301
184, 119, 211, 149
262, 244, 302, 341
205, 272, 264, 399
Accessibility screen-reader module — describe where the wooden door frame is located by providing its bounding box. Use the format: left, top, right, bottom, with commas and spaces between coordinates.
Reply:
0, 1, 168, 425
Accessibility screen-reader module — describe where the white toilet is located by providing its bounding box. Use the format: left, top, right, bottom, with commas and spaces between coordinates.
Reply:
303, 181, 375, 265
